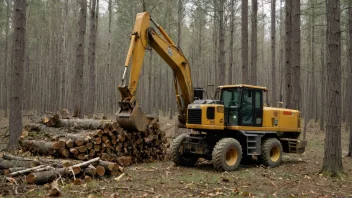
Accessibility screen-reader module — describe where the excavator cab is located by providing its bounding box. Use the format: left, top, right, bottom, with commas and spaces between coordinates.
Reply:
221, 85, 264, 127
186, 84, 266, 129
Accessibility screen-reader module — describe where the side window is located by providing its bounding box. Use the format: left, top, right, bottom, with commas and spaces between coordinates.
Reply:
255, 91, 261, 109
243, 90, 252, 108
221, 90, 232, 107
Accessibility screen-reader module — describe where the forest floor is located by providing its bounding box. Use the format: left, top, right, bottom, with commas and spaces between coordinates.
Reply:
0, 112, 352, 197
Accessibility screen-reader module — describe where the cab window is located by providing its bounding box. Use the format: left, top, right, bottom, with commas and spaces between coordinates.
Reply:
220, 88, 240, 107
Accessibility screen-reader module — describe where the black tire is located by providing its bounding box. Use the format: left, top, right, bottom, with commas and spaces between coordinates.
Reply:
170, 134, 198, 167
261, 138, 283, 167
212, 138, 242, 171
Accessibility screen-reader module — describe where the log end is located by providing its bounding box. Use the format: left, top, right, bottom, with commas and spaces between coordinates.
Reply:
26, 173, 36, 184
96, 165, 105, 176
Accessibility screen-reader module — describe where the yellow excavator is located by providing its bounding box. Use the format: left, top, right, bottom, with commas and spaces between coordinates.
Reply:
116, 12, 307, 171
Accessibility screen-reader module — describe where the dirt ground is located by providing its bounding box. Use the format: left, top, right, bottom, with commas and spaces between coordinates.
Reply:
0, 113, 352, 197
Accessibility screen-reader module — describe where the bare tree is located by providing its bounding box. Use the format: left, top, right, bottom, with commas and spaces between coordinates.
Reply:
3, 0, 10, 118
291, 0, 301, 110
87, 0, 97, 117
251, 0, 257, 85
271, 0, 276, 106
228, 0, 235, 85
8, 0, 27, 149
348, 1, 352, 157
74, 0, 87, 118
242, 0, 249, 84
285, 0, 292, 108
321, 0, 344, 176
320, 49, 325, 131
218, 0, 225, 86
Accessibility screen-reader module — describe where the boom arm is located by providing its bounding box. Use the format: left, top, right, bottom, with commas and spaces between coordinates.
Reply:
116, 12, 194, 131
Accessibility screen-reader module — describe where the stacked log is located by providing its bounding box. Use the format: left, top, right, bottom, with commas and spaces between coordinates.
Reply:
19, 115, 167, 166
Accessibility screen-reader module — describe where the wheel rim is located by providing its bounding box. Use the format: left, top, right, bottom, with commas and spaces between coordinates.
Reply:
270, 146, 280, 162
225, 148, 238, 166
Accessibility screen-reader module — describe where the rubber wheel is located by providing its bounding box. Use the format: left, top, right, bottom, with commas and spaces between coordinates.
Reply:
212, 138, 242, 171
170, 134, 198, 167
261, 138, 283, 167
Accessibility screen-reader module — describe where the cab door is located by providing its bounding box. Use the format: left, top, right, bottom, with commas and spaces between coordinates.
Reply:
253, 90, 263, 126
239, 89, 263, 126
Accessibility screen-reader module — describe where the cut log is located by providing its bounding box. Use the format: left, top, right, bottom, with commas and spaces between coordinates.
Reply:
26, 167, 81, 185
88, 149, 96, 157
77, 154, 88, 160
86, 142, 93, 150
117, 134, 125, 142
84, 175, 93, 183
93, 144, 100, 152
84, 165, 97, 176
94, 137, 102, 144
0, 159, 40, 169
56, 119, 112, 130
2, 154, 36, 161
78, 146, 87, 153
98, 160, 123, 176
20, 139, 60, 154
59, 147, 70, 158
117, 156, 132, 166
70, 148, 79, 155
74, 139, 84, 146
102, 136, 109, 142
66, 139, 74, 148
58, 139, 66, 147
95, 165, 105, 176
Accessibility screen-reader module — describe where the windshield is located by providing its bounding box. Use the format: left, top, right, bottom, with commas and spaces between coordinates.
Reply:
220, 88, 240, 107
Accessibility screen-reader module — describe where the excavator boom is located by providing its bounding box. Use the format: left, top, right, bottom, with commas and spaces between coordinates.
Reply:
116, 12, 194, 131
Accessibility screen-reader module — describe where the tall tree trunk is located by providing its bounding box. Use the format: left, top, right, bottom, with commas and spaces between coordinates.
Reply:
291, 0, 301, 110
3, 0, 10, 118
107, 0, 112, 114
278, 0, 284, 105
213, 0, 218, 86
218, 0, 225, 86
87, 0, 97, 117
321, 0, 343, 176
60, 0, 69, 109
251, 0, 257, 85
228, 0, 235, 85
348, 1, 352, 157
308, 0, 316, 120
74, 0, 87, 118
241, 0, 249, 84
8, 0, 27, 149
320, 49, 325, 131
270, 0, 276, 106
285, 0, 292, 108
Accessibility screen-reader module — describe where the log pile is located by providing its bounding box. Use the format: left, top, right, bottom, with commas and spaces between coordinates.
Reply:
19, 114, 167, 166
0, 154, 123, 185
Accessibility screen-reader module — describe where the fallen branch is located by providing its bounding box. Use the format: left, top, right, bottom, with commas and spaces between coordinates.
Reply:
10, 165, 46, 177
